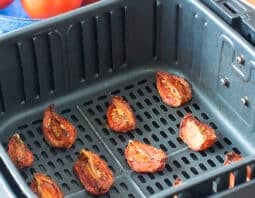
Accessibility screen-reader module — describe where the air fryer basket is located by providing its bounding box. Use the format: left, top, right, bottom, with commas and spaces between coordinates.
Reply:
0, 0, 255, 197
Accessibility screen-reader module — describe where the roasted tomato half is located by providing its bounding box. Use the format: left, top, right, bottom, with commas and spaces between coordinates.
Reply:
125, 140, 167, 173
179, 114, 217, 151
106, 96, 136, 133
7, 133, 34, 169
73, 149, 114, 195
224, 152, 252, 189
156, 71, 192, 107
30, 173, 64, 198
42, 105, 77, 148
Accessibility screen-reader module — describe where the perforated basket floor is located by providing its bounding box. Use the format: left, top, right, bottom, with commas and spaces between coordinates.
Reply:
1, 68, 245, 198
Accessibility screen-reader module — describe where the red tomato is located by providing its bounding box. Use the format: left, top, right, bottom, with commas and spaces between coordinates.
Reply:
82, 0, 99, 6
21, 0, 82, 19
0, 0, 13, 9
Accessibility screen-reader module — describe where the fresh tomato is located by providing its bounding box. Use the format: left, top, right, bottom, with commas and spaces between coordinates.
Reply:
21, 0, 82, 19
82, 0, 99, 6
0, 0, 13, 9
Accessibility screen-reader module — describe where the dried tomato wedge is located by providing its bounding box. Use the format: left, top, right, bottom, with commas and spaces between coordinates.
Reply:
106, 96, 136, 133
125, 140, 167, 173
73, 149, 114, 195
224, 152, 252, 189
42, 105, 77, 148
30, 173, 64, 198
7, 133, 34, 169
179, 114, 217, 151
156, 71, 192, 107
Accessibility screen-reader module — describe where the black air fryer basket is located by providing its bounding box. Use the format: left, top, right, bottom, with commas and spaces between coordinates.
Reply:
0, 0, 255, 197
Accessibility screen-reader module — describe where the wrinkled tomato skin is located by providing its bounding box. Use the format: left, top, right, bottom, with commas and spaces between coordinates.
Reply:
156, 71, 192, 107
0, 0, 13, 9
30, 173, 64, 198
7, 133, 34, 169
125, 140, 167, 173
73, 149, 114, 195
21, 0, 82, 19
42, 105, 77, 148
106, 96, 136, 133
179, 114, 217, 151
224, 152, 251, 189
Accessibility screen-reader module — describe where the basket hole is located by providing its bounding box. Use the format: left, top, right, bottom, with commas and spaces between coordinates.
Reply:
71, 180, 79, 187
152, 121, 159, 128
155, 182, 163, 190
176, 110, 184, 117
117, 148, 124, 156
97, 95, 107, 101
102, 128, 109, 135
95, 118, 102, 125
104, 102, 109, 107
66, 155, 73, 162
160, 105, 168, 112
29, 168, 36, 175
190, 167, 199, 175
125, 84, 134, 90
62, 183, 70, 191
160, 131, 167, 138
112, 186, 120, 194
168, 127, 176, 135
78, 125, 85, 132
136, 115, 143, 122
96, 105, 104, 113
209, 122, 218, 129
144, 124, 151, 132
207, 159, 216, 167
152, 134, 159, 142
92, 145, 100, 153
57, 159, 64, 166
55, 172, 63, 180
143, 138, 150, 144
184, 107, 192, 113
190, 153, 198, 161
159, 144, 167, 152
120, 182, 128, 190
39, 164, 46, 172
168, 114, 176, 121
199, 151, 207, 157
232, 147, 241, 154
138, 175, 146, 183
173, 160, 181, 168
193, 103, 200, 110
20, 172, 27, 179
148, 174, 155, 179
145, 86, 152, 93
128, 194, 135, 198
164, 179, 172, 186
64, 169, 72, 176
182, 157, 190, 164
87, 108, 95, 116
137, 89, 144, 96
146, 186, 155, 194
84, 100, 93, 106
110, 138, 118, 146
216, 155, 224, 163
135, 129, 143, 136
27, 144, 32, 150
223, 137, 232, 145
138, 79, 147, 85
136, 102, 144, 109
165, 164, 172, 172
85, 134, 93, 142
41, 151, 48, 159
144, 98, 152, 106
201, 112, 209, 120
127, 133, 134, 139
168, 140, 176, 148
76, 138, 84, 146
182, 171, 190, 179
34, 141, 41, 148
152, 108, 159, 115
49, 148, 57, 155
160, 118, 167, 125
199, 163, 207, 171
152, 95, 160, 103
215, 141, 223, 149
118, 135, 126, 142
18, 124, 28, 130
32, 119, 42, 125
144, 112, 152, 119
27, 131, 35, 138
61, 109, 71, 114
129, 93, 136, 99
111, 90, 121, 95
176, 137, 184, 144
71, 115, 78, 122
